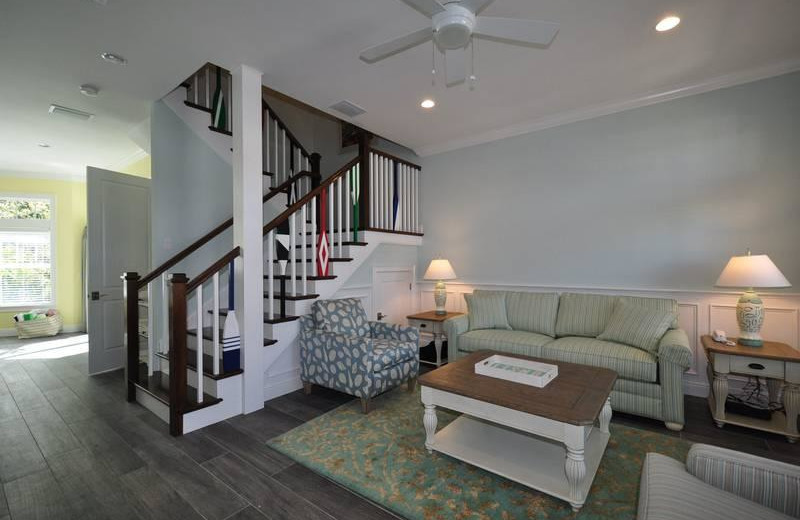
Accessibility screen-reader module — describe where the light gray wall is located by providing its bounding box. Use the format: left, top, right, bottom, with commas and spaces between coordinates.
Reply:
419, 71, 800, 291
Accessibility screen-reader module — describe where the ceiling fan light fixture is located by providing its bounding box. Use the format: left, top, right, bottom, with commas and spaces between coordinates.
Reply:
100, 52, 127, 65
420, 99, 436, 109
655, 15, 681, 32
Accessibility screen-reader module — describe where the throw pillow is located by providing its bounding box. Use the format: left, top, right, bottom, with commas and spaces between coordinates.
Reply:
465, 292, 511, 331
598, 301, 678, 353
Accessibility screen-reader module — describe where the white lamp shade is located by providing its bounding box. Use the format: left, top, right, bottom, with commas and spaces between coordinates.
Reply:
715, 254, 791, 288
424, 259, 457, 280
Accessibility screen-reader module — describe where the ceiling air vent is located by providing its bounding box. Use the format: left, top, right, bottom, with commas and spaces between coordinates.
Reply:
48, 104, 95, 121
329, 100, 366, 118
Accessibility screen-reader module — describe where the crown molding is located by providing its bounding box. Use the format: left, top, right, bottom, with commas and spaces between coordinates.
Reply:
110, 148, 149, 171
415, 58, 800, 157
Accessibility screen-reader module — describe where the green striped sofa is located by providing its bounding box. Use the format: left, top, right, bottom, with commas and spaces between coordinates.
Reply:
444, 291, 692, 431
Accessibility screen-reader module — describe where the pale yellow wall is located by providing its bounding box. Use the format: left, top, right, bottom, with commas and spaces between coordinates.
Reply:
0, 175, 87, 330
119, 155, 151, 178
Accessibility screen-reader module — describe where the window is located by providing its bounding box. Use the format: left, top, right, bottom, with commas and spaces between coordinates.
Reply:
0, 195, 55, 308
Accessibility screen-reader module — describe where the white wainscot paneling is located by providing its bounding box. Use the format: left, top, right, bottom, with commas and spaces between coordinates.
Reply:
418, 281, 800, 397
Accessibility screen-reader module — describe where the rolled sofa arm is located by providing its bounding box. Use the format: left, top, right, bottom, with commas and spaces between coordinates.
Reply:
687, 444, 800, 517
658, 329, 691, 369
444, 314, 469, 362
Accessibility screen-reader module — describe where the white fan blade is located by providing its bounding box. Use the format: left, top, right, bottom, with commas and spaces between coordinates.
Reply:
458, 0, 494, 14
475, 17, 559, 46
401, 0, 446, 17
445, 46, 467, 86
360, 28, 433, 63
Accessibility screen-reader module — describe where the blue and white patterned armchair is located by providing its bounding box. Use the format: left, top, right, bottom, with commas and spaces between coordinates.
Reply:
300, 298, 420, 413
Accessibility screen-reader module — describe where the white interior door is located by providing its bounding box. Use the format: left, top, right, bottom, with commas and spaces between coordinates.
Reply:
372, 267, 415, 325
87, 167, 150, 375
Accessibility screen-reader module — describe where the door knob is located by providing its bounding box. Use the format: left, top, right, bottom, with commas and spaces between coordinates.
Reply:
90, 291, 108, 301
377, 312, 387, 321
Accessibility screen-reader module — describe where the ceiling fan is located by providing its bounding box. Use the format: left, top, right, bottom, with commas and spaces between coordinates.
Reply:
359, 0, 560, 87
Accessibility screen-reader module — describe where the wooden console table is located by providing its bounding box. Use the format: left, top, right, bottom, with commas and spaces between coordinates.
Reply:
702, 334, 800, 443
407, 311, 463, 367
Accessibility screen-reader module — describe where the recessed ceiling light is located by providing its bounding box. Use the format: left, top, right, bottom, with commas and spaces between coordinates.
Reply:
420, 99, 435, 109
37, 143, 51, 148
100, 52, 127, 65
655, 16, 681, 32
80, 84, 99, 97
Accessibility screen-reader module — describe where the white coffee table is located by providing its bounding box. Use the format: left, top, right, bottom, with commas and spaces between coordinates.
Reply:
419, 351, 616, 512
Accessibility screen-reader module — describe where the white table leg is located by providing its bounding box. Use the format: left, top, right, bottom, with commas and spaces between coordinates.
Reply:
784, 383, 799, 443
712, 372, 728, 427
767, 378, 782, 406
433, 333, 443, 366
599, 397, 612, 434
565, 427, 587, 512
423, 404, 437, 452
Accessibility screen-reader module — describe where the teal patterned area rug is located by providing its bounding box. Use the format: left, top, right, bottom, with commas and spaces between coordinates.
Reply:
268, 388, 689, 519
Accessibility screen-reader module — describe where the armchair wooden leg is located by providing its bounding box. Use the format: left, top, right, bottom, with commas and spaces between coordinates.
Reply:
303, 382, 312, 395
407, 378, 416, 392
360, 397, 371, 414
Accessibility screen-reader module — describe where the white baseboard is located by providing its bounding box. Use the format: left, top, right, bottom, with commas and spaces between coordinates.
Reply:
0, 324, 85, 338
263, 367, 303, 402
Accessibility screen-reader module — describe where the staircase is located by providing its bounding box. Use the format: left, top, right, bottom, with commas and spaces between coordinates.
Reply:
125, 63, 423, 435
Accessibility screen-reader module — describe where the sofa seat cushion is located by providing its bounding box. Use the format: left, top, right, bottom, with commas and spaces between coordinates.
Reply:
541, 337, 657, 382
458, 329, 554, 358
637, 453, 791, 520
371, 339, 417, 372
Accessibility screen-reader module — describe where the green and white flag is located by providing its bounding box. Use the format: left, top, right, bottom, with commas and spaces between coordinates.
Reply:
351, 165, 360, 242
212, 67, 226, 130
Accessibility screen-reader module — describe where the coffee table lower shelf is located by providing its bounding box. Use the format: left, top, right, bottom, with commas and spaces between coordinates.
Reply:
431, 415, 610, 509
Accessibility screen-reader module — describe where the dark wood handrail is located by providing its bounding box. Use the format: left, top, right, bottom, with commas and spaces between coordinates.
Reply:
139, 218, 234, 287
186, 247, 241, 292
370, 148, 421, 170
263, 171, 315, 203
263, 157, 360, 235
262, 97, 310, 157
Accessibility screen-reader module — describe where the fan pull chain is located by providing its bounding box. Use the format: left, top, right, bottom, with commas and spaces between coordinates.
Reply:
431, 40, 437, 86
469, 38, 477, 90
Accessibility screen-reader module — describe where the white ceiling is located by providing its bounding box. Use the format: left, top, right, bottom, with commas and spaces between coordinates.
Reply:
1, 0, 799, 178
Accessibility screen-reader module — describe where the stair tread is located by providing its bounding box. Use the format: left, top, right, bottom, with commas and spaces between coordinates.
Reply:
154, 349, 243, 381
183, 100, 212, 113
263, 171, 274, 177
294, 242, 367, 248
266, 274, 337, 281
208, 125, 232, 136
187, 327, 275, 348
272, 257, 352, 263
134, 366, 222, 413
264, 293, 319, 301
216, 308, 299, 324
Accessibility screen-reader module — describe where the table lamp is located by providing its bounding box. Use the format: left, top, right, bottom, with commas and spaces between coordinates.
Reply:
424, 258, 457, 315
715, 250, 791, 346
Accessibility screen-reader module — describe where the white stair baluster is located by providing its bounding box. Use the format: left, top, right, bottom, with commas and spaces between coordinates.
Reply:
212, 272, 219, 376
204, 66, 210, 108
328, 183, 334, 269
336, 176, 343, 257
345, 169, 351, 240
281, 129, 287, 185
161, 272, 169, 354
264, 109, 270, 179
195, 284, 204, 403
146, 282, 154, 376
301, 203, 307, 295
376, 156, 383, 229
290, 212, 297, 297
370, 153, 376, 228
414, 167, 419, 232
273, 119, 278, 186
310, 196, 317, 280
267, 229, 275, 320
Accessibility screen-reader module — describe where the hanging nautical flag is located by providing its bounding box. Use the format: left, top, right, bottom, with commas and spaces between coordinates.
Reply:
275, 221, 291, 275
211, 66, 226, 130
392, 162, 401, 231
351, 166, 360, 242
222, 260, 240, 372
317, 188, 330, 276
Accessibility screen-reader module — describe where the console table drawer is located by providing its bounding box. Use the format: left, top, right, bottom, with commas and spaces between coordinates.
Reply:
730, 356, 784, 378
408, 318, 444, 334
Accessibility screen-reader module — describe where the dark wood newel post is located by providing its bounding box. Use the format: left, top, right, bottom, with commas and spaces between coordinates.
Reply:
123, 272, 140, 402
358, 132, 373, 231
168, 273, 189, 437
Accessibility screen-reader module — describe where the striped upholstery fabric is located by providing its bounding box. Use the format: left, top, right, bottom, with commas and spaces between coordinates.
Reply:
658, 329, 692, 368
554, 292, 617, 338
687, 444, 800, 517
505, 291, 559, 337
598, 301, 677, 353
637, 453, 792, 520
458, 329, 554, 357
464, 292, 511, 331
660, 358, 686, 425
444, 314, 469, 362
611, 388, 663, 421
541, 337, 657, 382
618, 295, 680, 329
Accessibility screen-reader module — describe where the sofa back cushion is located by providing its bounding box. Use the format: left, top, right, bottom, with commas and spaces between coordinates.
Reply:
465, 292, 511, 331
313, 298, 370, 337
505, 291, 559, 337
617, 296, 680, 329
555, 292, 617, 338
597, 301, 677, 353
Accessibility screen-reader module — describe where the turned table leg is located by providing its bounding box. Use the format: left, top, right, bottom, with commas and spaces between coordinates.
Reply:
713, 372, 729, 428
599, 397, 612, 435
785, 383, 799, 443
423, 404, 437, 452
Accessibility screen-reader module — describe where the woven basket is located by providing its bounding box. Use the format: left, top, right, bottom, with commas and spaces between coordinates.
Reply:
15, 312, 63, 339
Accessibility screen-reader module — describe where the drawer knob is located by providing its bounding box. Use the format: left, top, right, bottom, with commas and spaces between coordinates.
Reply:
748, 363, 765, 370
419, 323, 426, 328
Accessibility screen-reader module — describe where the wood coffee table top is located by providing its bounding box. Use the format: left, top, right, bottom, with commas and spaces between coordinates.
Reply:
419, 350, 617, 426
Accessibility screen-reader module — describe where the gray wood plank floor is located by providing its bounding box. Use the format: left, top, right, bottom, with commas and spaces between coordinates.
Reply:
1, 333, 799, 520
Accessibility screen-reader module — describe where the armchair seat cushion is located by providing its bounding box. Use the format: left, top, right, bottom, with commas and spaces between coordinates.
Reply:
372, 340, 418, 371
458, 329, 554, 358
541, 337, 657, 382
